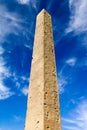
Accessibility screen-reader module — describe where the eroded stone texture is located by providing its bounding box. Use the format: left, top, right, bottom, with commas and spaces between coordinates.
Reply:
25, 9, 62, 130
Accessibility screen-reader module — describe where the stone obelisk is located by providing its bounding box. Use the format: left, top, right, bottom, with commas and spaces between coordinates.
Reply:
25, 9, 61, 130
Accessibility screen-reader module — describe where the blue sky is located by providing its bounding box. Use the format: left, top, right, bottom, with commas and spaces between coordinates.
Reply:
0, 0, 87, 130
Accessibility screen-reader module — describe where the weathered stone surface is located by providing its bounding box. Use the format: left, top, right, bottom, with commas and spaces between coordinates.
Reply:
25, 9, 62, 130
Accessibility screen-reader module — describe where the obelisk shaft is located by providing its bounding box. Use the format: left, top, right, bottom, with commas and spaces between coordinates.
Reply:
25, 9, 61, 130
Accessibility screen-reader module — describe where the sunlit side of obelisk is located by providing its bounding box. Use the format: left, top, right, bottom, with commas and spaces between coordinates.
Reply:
25, 9, 62, 130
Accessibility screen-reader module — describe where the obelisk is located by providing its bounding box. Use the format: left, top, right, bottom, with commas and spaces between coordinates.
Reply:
25, 9, 62, 130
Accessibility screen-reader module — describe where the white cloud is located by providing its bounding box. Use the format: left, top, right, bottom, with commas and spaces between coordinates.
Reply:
16, 82, 20, 88
13, 115, 24, 122
0, 46, 14, 100
21, 86, 28, 96
0, 4, 33, 51
66, 57, 87, 69
0, 5, 31, 99
11, 72, 29, 96
66, 0, 87, 33
58, 77, 67, 94
21, 76, 29, 81
57, 64, 72, 94
0, 80, 14, 100
0, 57, 10, 78
17, 0, 38, 10
62, 118, 75, 124
0, 5, 26, 43
58, 66, 68, 94
17, 0, 29, 4
62, 100, 87, 130
66, 58, 76, 66
0, 47, 4, 55
57, 57, 77, 94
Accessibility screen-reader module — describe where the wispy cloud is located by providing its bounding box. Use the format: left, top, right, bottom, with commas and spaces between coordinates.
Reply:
13, 115, 24, 122
0, 6, 21, 42
0, 55, 10, 77
66, 57, 76, 66
62, 100, 87, 130
58, 76, 67, 94
0, 4, 31, 99
58, 65, 69, 94
58, 58, 75, 94
17, 0, 29, 4
65, 0, 87, 72
0, 46, 4, 54
21, 86, 28, 96
16, 0, 37, 10
0, 80, 14, 100
12, 73, 29, 95
66, 0, 87, 33
0, 5, 32, 44
0, 46, 14, 100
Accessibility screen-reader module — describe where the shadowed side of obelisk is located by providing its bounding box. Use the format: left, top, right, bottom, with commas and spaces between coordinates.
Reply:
43, 10, 61, 130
